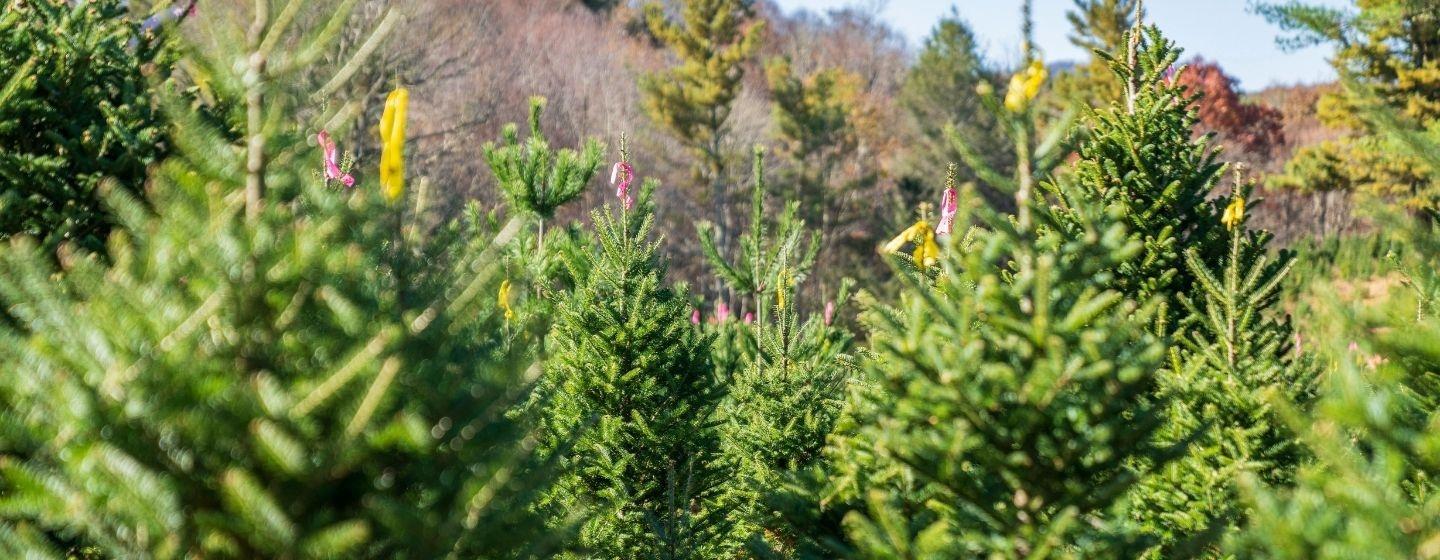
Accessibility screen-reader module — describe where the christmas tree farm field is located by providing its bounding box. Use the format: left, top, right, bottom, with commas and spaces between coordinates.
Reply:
4, 1, 1440, 558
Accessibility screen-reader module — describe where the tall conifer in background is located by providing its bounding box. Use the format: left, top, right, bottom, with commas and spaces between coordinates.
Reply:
1054, 0, 1137, 106
766, 57, 858, 217
641, 0, 763, 271
534, 180, 735, 558
1257, 0, 1440, 209
0, 2, 561, 557
898, 11, 1011, 208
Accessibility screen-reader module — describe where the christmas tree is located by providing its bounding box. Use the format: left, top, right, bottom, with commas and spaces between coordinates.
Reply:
1126, 183, 1314, 555
1229, 229, 1440, 558
0, 2, 559, 558
1049, 23, 1314, 554
949, 0, 1078, 219
1230, 74, 1440, 560
533, 174, 734, 558
838, 189, 1179, 558
1044, 24, 1227, 332
722, 273, 856, 554
483, 96, 604, 252
899, 10, 1010, 205
699, 147, 820, 326
0, 0, 171, 256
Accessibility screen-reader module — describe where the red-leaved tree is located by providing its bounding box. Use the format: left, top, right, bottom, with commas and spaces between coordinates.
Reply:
1176, 58, 1286, 157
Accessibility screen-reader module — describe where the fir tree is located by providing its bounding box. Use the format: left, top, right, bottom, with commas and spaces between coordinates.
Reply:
1043, 25, 1227, 331
1048, 24, 1315, 554
816, 189, 1182, 558
723, 276, 856, 554
1230, 77, 1440, 560
0, 0, 170, 256
534, 182, 734, 558
640, 0, 763, 271
1229, 224, 1440, 558
1126, 184, 1315, 556
0, 2, 558, 557
897, 11, 1010, 207
483, 96, 604, 252
699, 147, 820, 325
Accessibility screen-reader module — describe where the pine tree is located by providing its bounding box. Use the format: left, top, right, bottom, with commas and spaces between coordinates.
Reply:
1053, 0, 1136, 107
765, 56, 868, 278
483, 96, 604, 252
811, 189, 1182, 558
0, 0, 170, 256
640, 0, 763, 266
0, 2, 559, 558
1068, 0, 1137, 56
1257, 0, 1440, 209
534, 183, 734, 558
897, 11, 1010, 206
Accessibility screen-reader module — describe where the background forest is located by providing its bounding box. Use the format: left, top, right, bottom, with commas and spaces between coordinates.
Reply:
2, 0, 1440, 558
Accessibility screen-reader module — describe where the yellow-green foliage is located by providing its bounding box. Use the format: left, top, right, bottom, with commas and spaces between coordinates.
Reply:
1259, 0, 1440, 204
640, 0, 762, 193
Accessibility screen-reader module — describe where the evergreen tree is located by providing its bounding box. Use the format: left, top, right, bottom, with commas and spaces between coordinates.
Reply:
1036, 21, 1313, 554
1230, 223, 1440, 559
1048, 25, 1315, 555
1257, 0, 1440, 209
810, 189, 1182, 558
897, 11, 1010, 207
640, 0, 763, 265
765, 56, 869, 281
0, 3, 559, 558
1230, 76, 1440, 560
699, 147, 820, 325
534, 179, 734, 558
1126, 184, 1315, 556
1044, 25, 1227, 331
0, 0, 170, 256
724, 276, 857, 555
1053, 0, 1137, 107
1068, 0, 1138, 56
483, 96, 604, 252
950, 0, 1078, 220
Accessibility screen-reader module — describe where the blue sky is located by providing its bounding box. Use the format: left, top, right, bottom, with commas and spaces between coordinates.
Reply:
771, 0, 1352, 90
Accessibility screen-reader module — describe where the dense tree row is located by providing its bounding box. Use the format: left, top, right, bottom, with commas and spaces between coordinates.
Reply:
1, 1, 1439, 559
